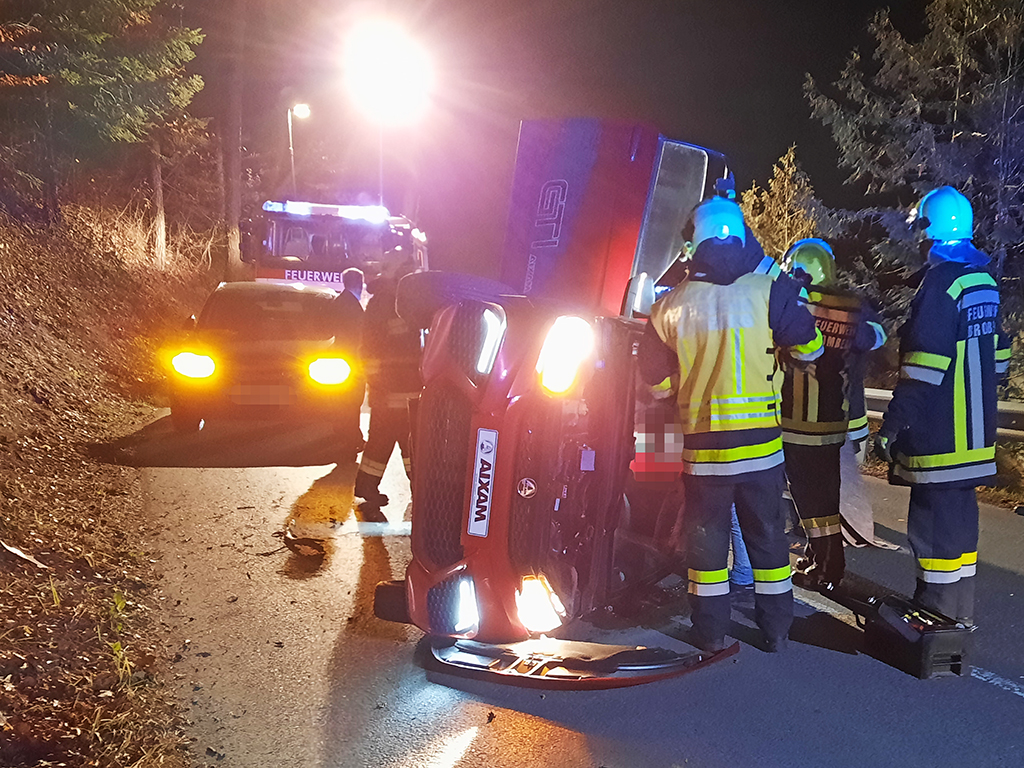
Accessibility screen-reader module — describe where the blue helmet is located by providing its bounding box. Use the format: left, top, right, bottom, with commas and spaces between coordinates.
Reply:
914, 186, 973, 242
692, 196, 746, 247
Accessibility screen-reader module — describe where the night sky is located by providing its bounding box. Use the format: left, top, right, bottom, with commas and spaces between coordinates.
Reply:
191, 0, 930, 274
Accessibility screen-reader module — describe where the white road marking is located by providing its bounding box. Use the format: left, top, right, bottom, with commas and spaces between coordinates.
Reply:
970, 667, 1024, 699
337, 520, 412, 537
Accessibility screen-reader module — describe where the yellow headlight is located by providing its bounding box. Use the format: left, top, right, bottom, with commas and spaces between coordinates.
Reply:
171, 352, 216, 379
515, 575, 566, 634
308, 357, 351, 385
535, 316, 595, 394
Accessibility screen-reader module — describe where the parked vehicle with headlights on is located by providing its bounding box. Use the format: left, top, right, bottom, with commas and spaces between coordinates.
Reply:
162, 281, 363, 448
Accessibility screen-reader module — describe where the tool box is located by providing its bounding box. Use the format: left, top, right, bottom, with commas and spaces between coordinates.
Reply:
862, 595, 971, 679
795, 571, 973, 679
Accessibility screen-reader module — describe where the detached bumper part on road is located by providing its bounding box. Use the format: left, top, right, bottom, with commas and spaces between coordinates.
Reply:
430, 637, 739, 689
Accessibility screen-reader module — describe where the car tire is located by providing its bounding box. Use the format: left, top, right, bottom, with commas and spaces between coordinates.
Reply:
396, 271, 517, 329
171, 407, 203, 433
373, 580, 411, 624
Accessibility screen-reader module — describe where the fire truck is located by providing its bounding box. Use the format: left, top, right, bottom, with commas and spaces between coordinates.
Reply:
373, 118, 741, 687
241, 199, 428, 288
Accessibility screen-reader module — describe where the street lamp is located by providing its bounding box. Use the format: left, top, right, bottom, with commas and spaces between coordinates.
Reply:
343, 19, 434, 204
287, 103, 310, 197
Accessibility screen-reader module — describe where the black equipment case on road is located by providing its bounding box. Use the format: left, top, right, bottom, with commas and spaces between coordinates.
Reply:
796, 572, 973, 679
863, 595, 971, 678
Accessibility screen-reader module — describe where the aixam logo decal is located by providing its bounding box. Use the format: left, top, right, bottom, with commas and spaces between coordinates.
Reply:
467, 428, 499, 538
516, 477, 537, 499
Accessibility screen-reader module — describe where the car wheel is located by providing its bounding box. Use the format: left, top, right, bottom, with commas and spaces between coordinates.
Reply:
373, 580, 411, 624
171, 407, 203, 432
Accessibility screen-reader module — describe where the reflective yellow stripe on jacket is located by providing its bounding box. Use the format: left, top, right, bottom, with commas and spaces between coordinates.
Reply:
650, 274, 785, 477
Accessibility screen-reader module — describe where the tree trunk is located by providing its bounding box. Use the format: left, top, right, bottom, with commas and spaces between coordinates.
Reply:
42, 92, 61, 226
151, 136, 167, 271
223, 0, 248, 282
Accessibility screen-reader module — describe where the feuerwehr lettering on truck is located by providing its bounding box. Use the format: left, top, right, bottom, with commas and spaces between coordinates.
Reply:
467, 428, 499, 537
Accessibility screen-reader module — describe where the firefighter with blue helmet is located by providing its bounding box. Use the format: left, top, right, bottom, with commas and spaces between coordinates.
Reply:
780, 238, 886, 588
875, 186, 1010, 625
640, 196, 825, 653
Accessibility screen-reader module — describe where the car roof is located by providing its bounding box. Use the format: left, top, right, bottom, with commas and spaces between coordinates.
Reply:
211, 281, 338, 299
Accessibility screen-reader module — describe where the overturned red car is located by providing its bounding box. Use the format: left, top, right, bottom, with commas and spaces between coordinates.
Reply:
376, 119, 737, 686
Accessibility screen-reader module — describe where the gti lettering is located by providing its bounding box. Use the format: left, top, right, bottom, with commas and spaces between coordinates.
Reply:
474, 458, 492, 522
524, 179, 568, 293
530, 179, 569, 248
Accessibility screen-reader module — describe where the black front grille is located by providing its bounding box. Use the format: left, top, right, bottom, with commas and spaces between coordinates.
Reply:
417, 384, 471, 568
508, 403, 557, 570
426, 573, 463, 635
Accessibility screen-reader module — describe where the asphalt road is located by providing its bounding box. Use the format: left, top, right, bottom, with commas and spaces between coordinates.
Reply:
106, 412, 1024, 768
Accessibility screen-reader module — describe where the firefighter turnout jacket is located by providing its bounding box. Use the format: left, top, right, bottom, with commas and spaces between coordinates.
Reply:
647, 237, 824, 478
781, 287, 886, 446
881, 246, 1009, 486
361, 277, 423, 409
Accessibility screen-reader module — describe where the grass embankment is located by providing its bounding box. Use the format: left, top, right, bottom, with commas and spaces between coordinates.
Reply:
0, 209, 211, 767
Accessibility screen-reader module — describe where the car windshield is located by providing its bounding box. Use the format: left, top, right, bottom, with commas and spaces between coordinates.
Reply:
198, 290, 339, 341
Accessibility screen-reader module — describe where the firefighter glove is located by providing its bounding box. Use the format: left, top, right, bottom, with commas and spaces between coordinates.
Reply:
872, 433, 893, 464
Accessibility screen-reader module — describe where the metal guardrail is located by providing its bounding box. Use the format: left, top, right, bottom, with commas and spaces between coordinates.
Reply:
864, 388, 1024, 441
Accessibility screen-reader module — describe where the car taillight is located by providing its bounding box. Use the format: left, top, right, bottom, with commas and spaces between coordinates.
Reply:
308, 357, 351, 386
171, 352, 216, 379
535, 316, 594, 394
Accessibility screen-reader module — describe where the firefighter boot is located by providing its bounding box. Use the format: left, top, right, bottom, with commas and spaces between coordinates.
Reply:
354, 471, 389, 507
795, 536, 845, 590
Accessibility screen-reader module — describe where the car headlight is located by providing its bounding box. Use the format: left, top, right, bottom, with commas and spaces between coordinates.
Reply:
171, 352, 216, 379
515, 575, 566, 634
535, 316, 595, 394
308, 357, 351, 385
476, 308, 506, 375
453, 577, 479, 635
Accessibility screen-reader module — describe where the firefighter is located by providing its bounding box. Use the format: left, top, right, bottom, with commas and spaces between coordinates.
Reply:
875, 186, 1009, 625
780, 238, 886, 588
640, 196, 824, 653
353, 261, 423, 509
334, 268, 366, 458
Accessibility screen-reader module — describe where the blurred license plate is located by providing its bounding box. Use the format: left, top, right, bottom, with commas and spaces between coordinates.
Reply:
229, 384, 295, 405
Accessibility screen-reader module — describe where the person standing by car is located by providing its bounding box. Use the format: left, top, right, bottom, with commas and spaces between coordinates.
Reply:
333, 268, 367, 457
640, 196, 824, 653
875, 187, 1009, 625
780, 238, 886, 589
353, 262, 422, 510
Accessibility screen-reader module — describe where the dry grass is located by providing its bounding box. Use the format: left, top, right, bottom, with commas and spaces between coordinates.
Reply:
0, 208, 213, 767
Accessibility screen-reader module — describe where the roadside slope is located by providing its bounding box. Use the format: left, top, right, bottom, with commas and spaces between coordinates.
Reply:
0, 209, 209, 767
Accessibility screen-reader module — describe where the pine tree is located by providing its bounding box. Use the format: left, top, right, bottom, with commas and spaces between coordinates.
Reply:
0, 0, 204, 221
806, 0, 1024, 287
739, 145, 821, 261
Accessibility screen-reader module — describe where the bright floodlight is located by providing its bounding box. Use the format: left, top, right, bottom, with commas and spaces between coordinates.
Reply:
291, 103, 311, 119
343, 19, 434, 126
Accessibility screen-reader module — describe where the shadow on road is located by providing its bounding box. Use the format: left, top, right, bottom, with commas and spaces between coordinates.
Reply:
87, 412, 348, 468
